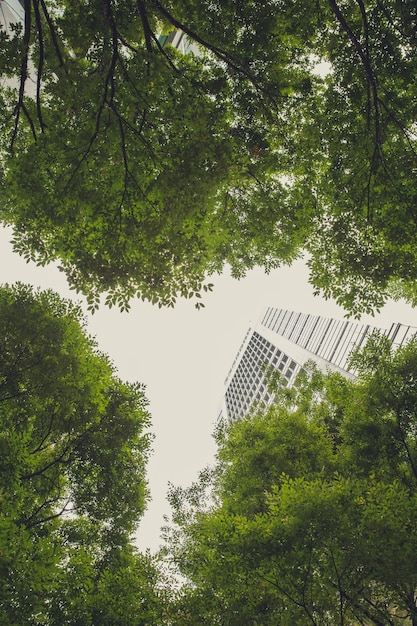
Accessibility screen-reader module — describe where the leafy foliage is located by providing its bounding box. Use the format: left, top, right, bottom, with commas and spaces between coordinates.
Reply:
0, 283, 163, 623
163, 337, 417, 625
0, 0, 415, 312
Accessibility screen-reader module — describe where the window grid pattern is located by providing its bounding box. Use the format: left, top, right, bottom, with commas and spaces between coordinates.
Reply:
225, 331, 301, 422
261, 308, 417, 372
223, 310, 417, 424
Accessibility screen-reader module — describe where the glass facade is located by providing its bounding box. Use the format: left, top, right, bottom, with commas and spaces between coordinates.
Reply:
219, 308, 417, 424
261, 308, 417, 374
224, 330, 301, 422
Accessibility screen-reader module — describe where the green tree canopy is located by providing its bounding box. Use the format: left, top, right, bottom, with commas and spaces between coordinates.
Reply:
0, 0, 416, 313
0, 283, 163, 623
163, 335, 417, 625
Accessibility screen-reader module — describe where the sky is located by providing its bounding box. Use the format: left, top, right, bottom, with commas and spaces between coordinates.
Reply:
1, 225, 416, 552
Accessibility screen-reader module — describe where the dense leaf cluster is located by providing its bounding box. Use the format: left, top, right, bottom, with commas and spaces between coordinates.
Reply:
0, 0, 415, 312
164, 336, 417, 625
0, 284, 163, 624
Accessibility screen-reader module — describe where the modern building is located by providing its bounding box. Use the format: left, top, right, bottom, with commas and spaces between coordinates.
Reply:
217, 307, 416, 425
1, 0, 26, 92
159, 29, 199, 55
0, 0, 24, 28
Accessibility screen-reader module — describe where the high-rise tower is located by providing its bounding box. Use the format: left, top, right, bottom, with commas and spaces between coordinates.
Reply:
218, 307, 416, 425
0, 0, 24, 31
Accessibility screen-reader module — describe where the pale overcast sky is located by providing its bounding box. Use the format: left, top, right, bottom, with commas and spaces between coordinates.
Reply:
1, 226, 416, 552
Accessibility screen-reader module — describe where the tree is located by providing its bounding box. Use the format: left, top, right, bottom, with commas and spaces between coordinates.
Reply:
0, 283, 163, 623
0, 0, 415, 313
163, 337, 417, 625
47, 536, 166, 625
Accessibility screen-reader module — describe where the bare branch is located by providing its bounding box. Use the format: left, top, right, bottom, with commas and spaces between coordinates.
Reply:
109, 106, 159, 163
25, 498, 75, 528
21, 444, 73, 480
10, 0, 36, 151
32, 0, 46, 132
38, 0, 66, 69
29, 409, 60, 455
137, 0, 153, 54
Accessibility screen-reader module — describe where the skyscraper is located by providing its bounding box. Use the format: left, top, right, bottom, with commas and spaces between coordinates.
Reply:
218, 307, 416, 424
0, 0, 24, 31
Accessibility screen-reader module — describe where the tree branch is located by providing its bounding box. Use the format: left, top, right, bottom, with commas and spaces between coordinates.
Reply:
149, 0, 277, 103
137, 0, 153, 54
25, 498, 74, 528
29, 409, 60, 455
21, 444, 73, 480
39, 0, 66, 69
327, 0, 382, 222
32, 0, 46, 132
396, 407, 417, 482
328, 546, 346, 625
10, 0, 36, 151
